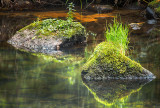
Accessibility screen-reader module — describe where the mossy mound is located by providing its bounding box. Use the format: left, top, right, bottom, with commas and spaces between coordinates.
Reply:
82, 42, 155, 80
149, 0, 160, 15
8, 19, 86, 54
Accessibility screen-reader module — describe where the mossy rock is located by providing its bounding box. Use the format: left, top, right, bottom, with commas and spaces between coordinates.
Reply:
8, 19, 86, 54
149, 0, 160, 16
82, 42, 155, 80
82, 78, 152, 105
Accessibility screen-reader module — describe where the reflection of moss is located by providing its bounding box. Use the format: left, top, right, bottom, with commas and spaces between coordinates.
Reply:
32, 53, 66, 63
31, 52, 83, 65
83, 42, 142, 79
82, 79, 150, 106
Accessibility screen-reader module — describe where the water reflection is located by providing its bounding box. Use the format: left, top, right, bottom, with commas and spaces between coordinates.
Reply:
0, 9, 160, 108
82, 78, 152, 107
0, 15, 35, 42
0, 42, 86, 108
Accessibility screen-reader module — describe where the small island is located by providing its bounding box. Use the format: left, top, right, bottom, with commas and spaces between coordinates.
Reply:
82, 18, 155, 80
8, 3, 86, 55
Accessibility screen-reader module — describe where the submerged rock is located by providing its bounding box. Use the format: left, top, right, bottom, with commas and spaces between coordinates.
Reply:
8, 19, 86, 54
87, 5, 113, 13
82, 42, 155, 80
146, 7, 157, 20
82, 78, 153, 105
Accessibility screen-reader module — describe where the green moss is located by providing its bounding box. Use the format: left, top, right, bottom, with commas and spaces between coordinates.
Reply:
83, 42, 142, 74
149, 0, 160, 7
18, 18, 86, 39
149, 0, 160, 13
155, 6, 160, 13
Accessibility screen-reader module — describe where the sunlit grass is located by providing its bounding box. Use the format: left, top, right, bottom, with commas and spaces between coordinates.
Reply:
105, 18, 129, 55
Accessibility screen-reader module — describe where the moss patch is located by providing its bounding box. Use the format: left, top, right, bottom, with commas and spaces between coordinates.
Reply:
19, 18, 86, 39
149, 0, 160, 13
81, 42, 157, 80
83, 42, 142, 76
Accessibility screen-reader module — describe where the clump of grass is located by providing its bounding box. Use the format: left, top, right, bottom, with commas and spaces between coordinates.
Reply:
67, 2, 76, 21
105, 18, 129, 55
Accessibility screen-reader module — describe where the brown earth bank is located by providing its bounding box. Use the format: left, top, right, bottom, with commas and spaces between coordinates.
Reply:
0, 0, 151, 11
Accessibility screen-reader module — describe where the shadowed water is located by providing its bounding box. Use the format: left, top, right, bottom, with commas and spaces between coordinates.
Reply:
0, 9, 160, 108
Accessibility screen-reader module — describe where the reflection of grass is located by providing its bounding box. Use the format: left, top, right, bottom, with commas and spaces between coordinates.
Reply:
105, 18, 129, 55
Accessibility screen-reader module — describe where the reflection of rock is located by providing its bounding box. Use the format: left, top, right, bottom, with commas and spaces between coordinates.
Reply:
146, 7, 157, 20
82, 78, 153, 105
146, 7, 157, 24
129, 22, 144, 30
82, 42, 155, 80
87, 5, 113, 13
126, 3, 145, 10
0, 15, 33, 42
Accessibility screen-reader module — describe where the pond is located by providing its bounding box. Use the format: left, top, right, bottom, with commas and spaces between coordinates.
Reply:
0, 9, 160, 108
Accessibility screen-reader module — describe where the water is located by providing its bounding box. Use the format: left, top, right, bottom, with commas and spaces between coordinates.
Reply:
0, 9, 160, 108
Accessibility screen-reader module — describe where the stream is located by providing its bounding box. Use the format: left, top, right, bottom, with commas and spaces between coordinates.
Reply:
0, 9, 160, 108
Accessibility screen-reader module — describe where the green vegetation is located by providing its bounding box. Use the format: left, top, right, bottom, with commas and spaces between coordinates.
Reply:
19, 3, 85, 39
67, 2, 76, 21
149, 0, 160, 7
149, 0, 160, 13
105, 18, 129, 55
84, 42, 142, 75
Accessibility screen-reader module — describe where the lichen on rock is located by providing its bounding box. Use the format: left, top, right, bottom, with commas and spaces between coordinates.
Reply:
82, 42, 155, 80
8, 18, 86, 54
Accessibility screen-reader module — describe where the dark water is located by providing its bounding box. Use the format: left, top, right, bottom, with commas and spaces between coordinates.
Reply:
0, 10, 160, 108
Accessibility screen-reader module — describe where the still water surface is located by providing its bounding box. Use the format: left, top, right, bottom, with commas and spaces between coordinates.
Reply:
0, 9, 160, 108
